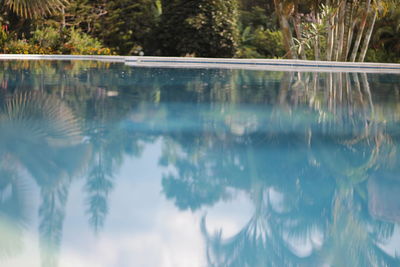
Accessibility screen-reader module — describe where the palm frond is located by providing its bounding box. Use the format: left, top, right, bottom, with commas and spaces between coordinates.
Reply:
5, 0, 68, 18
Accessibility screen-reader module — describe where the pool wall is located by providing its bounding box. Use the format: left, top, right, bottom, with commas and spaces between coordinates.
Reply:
1, 54, 400, 73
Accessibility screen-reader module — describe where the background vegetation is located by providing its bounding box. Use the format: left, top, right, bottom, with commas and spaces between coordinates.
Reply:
0, 0, 399, 62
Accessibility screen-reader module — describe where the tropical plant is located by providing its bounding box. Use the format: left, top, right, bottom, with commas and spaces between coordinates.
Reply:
237, 26, 286, 58
30, 27, 63, 51
63, 28, 111, 55
2, 0, 68, 18
272, 0, 395, 61
368, 2, 400, 63
0, 25, 8, 50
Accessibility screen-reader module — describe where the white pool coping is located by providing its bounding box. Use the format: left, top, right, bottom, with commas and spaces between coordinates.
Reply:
1, 54, 400, 73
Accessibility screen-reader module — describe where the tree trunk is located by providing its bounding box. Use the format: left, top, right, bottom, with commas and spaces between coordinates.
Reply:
61, 7, 66, 29
314, 4, 320, 60
332, 1, 340, 61
358, 9, 377, 62
350, 0, 369, 62
326, 0, 334, 61
335, 0, 346, 61
274, 0, 298, 59
293, 0, 306, 59
346, 19, 357, 59
340, 0, 353, 61
293, 14, 307, 59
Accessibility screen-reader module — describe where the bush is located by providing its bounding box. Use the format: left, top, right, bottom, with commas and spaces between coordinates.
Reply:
3, 39, 32, 54
365, 48, 400, 64
3, 39, 56, 54
30, 27, 64, 53
2, 27, 112, 55
236, 46, 263, 58
0, 30, 7, 52
63, 29, 112, 55
237, 27, 285, 58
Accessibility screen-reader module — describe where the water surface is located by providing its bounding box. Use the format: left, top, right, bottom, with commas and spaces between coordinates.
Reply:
0, 60, 400, 267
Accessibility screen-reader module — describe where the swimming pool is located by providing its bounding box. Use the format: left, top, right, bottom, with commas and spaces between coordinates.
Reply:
1, 59, 400, 266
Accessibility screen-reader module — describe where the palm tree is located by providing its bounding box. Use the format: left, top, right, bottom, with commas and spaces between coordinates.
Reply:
3, 0, 68, 18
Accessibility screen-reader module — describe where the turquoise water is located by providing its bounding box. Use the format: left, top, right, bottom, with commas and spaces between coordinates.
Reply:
1, 60, 400, 267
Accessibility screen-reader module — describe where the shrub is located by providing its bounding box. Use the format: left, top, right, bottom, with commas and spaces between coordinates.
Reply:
365, 48, 400, 64
236, 46, 263, 58
3, 39, 56, 54
63, 29, 112, 55
0, 26, 8, 52
30, 27, 63, 53
237, 27, 285, 58
2, 27, 112, 55
3, 39, 32, 54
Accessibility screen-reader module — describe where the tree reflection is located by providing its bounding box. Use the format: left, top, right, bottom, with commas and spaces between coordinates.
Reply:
0, 159, 27, 260
160, 70, 400, 266
0, 60, 164, 267
201, 187, 320, 267
83, 90, 148, 232
0, 91, 88, 267
0, 60, 160, 235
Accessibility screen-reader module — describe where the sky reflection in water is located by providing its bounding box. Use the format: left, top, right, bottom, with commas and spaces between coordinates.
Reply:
0, 60, 400, 267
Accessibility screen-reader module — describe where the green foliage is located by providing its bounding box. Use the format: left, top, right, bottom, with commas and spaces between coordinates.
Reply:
157, 0, 240, 57
57, 0, 159, 55
237, 27, 285, 58
64, 28, 111, 55
239, 5, 277, 31
0, 25, 8, 50
236, 2, 282, 58
61, 0, 104, 32
238, 0, 274, 13
30, 27, 64, 52
96, 0, 159, 55
365, 49, 400, 64
2, 27, 112, 55
3, 39, 35, 54
369, 4, 400, 63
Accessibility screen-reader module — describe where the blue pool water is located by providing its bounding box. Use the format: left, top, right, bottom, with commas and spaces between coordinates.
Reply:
1, 60, 400, 266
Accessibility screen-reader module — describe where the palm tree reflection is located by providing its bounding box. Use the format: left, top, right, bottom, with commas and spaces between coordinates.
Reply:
161, 71, 400, 266
0, 159, 28, 260
201, 187, 320, 267
0, 61, 162, 266
0, 92, 89, 267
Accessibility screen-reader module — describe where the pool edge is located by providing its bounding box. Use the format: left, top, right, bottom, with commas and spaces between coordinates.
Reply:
1, 54, 400, 73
